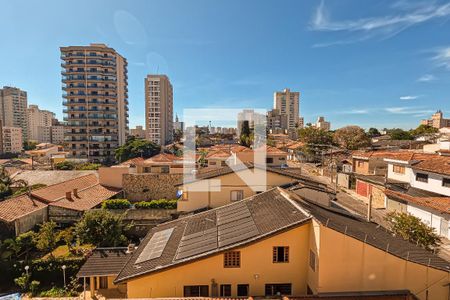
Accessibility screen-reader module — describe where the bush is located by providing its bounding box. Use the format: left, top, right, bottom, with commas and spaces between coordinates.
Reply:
135, 199, 177, 209
75, 163, 102, 170
54, 161, 76, 170
102, 199, 132, 209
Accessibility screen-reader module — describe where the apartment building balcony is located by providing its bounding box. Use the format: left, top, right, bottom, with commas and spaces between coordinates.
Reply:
63, 100, 87, 105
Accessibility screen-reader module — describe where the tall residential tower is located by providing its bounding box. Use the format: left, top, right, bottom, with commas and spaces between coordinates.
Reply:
273, 88, 300, 129
0, 86, 28, 142
61, 43, 129, 161
145, 75, 173, 145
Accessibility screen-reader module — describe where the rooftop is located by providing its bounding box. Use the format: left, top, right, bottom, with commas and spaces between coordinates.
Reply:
77, 247, 132, 277
0, 194, 47, 223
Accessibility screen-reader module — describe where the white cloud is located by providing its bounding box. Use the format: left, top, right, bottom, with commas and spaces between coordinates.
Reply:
310, 1, 450, 45
417, 74, 436, 82
385, 106, 434, 115
399, 95, 419, 100
433, 47, 450, 69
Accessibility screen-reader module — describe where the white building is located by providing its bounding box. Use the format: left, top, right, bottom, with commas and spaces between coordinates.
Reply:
313, 116, 331, 131
27, 105, 55, 142
2, 127, 23, 153
384, 153, 450, 238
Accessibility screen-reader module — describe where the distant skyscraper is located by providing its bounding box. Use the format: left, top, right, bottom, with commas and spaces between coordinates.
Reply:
2, 126, 23, 153
173, 114, 184, 132
420, 110, 450, 129
314, 116, 331, 131
273, 88, 300, 129
145, 75, 173, 145
267, 108, 288, 133
0, 86, 28, 142
27, 104, 55, 142
61, 43, 129, 161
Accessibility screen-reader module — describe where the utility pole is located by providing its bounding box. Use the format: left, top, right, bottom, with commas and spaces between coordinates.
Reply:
367, 193, 372, 222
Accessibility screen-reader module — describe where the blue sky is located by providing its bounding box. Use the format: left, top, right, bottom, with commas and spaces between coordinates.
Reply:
1, 0, 450, 129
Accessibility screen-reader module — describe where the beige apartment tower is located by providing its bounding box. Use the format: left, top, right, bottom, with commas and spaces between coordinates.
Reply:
27, 104, 55, 142
61, 43, 129, 162
145, 75, 173, 145
273, 88, 300, 129
0, 86, 28, 142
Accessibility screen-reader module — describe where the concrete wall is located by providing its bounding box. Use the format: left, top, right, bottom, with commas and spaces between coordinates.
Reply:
317, 225, 449, 299
15, 206, 48, 235
99, 166, 129, 188
123, 173, 182, 201
126, 225, 310, 298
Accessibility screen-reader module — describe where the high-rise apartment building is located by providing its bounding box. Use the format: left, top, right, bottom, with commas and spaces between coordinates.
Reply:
27, 105, 55, 142
130, 125, 146, 139
273, 88, 300, 129
421, 110, 450, 129
2, 127, 23, 153
314, 116, 331, 131
267, 108, 288, 133
145, 75, 173, 145
61, 43, 129, 161
0, 86, 28, 142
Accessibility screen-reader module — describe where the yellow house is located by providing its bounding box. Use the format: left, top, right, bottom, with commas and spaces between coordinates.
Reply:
78, 187, 450, 299
176, 164, 329, 212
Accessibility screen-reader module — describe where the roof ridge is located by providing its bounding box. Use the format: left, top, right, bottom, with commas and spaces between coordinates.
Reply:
51, 182, 100, 203
30, 173, 97, 195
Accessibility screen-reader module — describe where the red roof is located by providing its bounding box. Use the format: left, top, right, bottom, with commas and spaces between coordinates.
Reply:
141, 153, 183, 164
119, 157, 145, 167
49, 184, 121, 211
31, 174, 98, 203
0, 195, 47, 222
206, 150, 231, 159
385, 189, 450, 214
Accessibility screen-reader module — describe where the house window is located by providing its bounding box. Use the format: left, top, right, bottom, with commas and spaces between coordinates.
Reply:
266, 157, 274, 164
99, 276, 108, 289
182, 191, 188, 201
183, 285, 209, 297
224, 251, 240, 268
273, 246, 289, 263
220, 284, 231, 297
416, 173, 428, 183
309, 250, 316, 271
393, 165, 405, 174
237, 284, 249, 297
161, 166, 169, 173
265, 283, 292, 296
209, 161, 216, 165
443, 178, 450, 188
230, 190, 244, 201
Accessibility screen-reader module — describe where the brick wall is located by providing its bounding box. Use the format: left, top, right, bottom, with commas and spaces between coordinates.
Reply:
123, 173, 183, 202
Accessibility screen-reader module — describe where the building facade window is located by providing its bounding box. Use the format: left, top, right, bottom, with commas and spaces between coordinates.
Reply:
183, 285, 209, 297
182, 191, 188, 201
416, 173, 429, 183
309, 250, 316, 271
273, 246, 289, 263
393, 165, 405, 174
224, 251, 241, 268
230, 190, 244, 201
237, 284, 249, 297
443, 178, 450, 188
99, 276, 108, 289
220, 284, 231, 297
265, 283, 292, 296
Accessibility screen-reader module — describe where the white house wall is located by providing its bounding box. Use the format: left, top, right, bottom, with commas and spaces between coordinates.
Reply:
406, 204, 450, 239
411, 170, 450, 196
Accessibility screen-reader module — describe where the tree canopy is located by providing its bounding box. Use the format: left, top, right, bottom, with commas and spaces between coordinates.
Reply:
115, 136, 161, 162
334, 126, 371, 150
411, 124, 438, 137
75, 210, 128, 247
367, 127, 380, 137
387, 128, 414, 140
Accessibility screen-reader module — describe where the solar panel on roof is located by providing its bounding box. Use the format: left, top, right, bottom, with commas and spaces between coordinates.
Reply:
135, 228, 174, 264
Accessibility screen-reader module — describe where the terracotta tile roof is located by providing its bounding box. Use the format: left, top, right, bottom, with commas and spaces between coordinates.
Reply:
412, 155, 450, 175
385, 189, 450, 214
205, 150, 231, 159
118, 157, 144, 167
141, 153, 183, 164
287, 141, 305, 150
0, 194, 47, 222
254, 145, 288, 155
31, 174, 99, 203
49, 184, 121, 211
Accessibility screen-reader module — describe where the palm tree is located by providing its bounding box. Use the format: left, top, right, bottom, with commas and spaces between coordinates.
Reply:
0, 166, 28, 200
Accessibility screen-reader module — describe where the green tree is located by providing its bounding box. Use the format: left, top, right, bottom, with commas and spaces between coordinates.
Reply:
388, 128, 413, 140
115, 136, 161, 163
0, 166, 28, 200
33, 221, 59, 256
411, 124, 438, 137
57, 227, 75, 251
23, 141, 37, 151
75, 210, 128, 247
298, 126, 333, 146
385, 212, 441, 250
367, 127, 380, 137
239, 120, 253, 147
334, 126, 371, 150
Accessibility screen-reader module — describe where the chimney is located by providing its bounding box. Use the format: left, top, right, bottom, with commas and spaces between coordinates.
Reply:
73, 188, 79, 198
66, 191, 73, 201
126, 243, 136, 254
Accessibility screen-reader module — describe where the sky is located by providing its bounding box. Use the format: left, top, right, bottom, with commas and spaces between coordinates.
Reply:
1, 0, 450, 130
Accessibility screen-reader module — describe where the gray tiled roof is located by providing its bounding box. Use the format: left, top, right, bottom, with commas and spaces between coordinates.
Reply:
77, 248, 131, 277
114, 187, 311, 283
